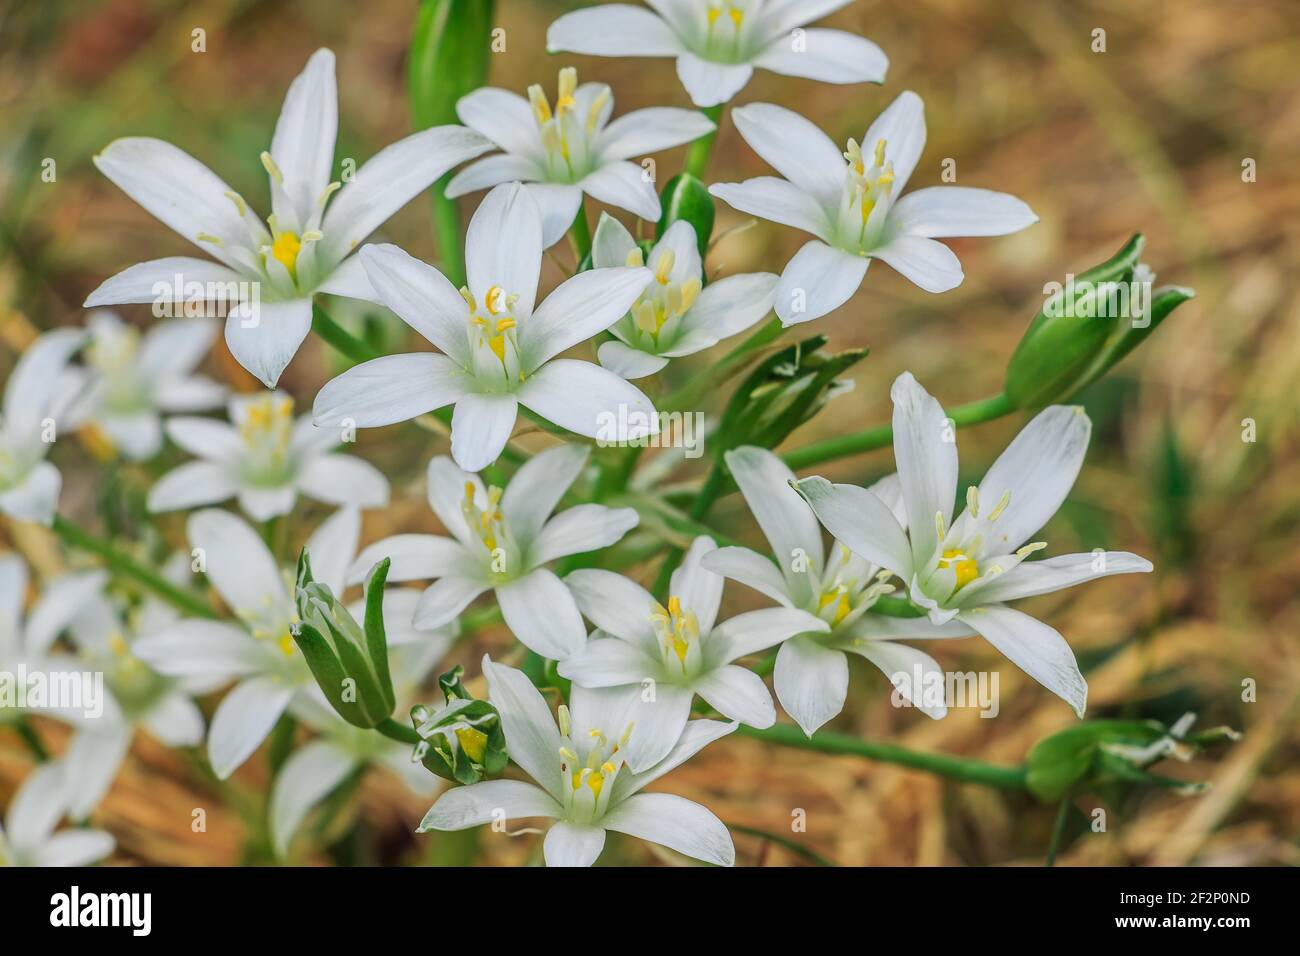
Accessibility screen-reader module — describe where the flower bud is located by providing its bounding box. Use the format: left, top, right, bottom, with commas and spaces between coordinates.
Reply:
656, 172, 715, 261
409, 665, 508, 785
292, 551, 396, 729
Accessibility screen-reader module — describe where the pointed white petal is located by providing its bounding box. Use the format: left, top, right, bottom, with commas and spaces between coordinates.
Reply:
223, 297, 312, 387
872, 235, 964, 293
730, 102, 845, 204
454, 87, 544, 159
132, 620, 265, 681
496, 568, 587, 661
146, 461, 238, 513
890, 370, 959, 566
579, 160, 661, 222
411, 576, 488, 630
563, 568, 661, 658
208, 676, 294, 779
849, 639, 948, 719
526, 183, 585, 250
542, 821, 606, 867
619, 682, 695, 772
597, 108, 715, 162
419, 779, 561, 830
614, 718, 736, 800
500, 444, 589, 545
693, 664, 775, 727
706, 607, 828, 667
890, 186, 1038, 239
450, 392, 518, 473
724, 445, 823, 596
347, 533, 470, 585
63, 723, 133, 817
314, 353, 468, 429
139, 690, 206, 747
547, 6, 683, 56
0, 462, 61, 526
774, 239, 869, 325
523, 266, 652, 371
755, 29, 888, 86
597, 340, 670, 379
676, 53, 752, 108
270, 739, 357, 858
530, 504, 638, 565
861, 91, 927, 194
517, 359, 657, 441
297, 454, 389, 509
33, 830, 116, 867
709, 178, 829, 239
83, 257, 245, 307
602, 792, 734, 866
774, 636, 848, 736
700, 546, 793, 608
959, 605, 1087, 717
671, 536, 722, 634
357, 243, 472, 366
271, 48, 338, 224
445, 153, 544, 196
186, 508, 284, 610
793, 476, 913, 577
964, 551, 1153, 605
680, 272, 776, 342
481, 656, 566, 799
465, 182, 542, 319
558, 636, 660, 688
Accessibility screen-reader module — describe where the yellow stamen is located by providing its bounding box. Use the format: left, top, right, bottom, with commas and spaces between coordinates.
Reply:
940, 549, 979, 590
271, 231, 301, 273
455, 727, 488, 763
653, 249, 676, 285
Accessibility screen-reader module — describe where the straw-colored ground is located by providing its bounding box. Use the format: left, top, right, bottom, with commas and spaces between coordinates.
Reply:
1, 0, 1297, 865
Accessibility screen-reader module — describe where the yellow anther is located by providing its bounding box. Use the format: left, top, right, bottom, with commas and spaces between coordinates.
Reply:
940, 549, 979, 590
463, 481, 477, 505
196, 232, 224, 246
317, 181, 342, 207
707, 7, 721, 26
845, 138, 865, 175
587, 89, 610, 134
455, 727, 488, 763
495, 317, 516, 334
966, 486, 980, 519
728, 6, 743, 27
527, 84, 552, 124
224, 191, 247, 217
260, 151, 284, 184
653, 249, 676, 285
873, 139, 887, 167
108, 633, 128, 656
559, 746, 579, 762
987, 490, 1011, 522
680, 277, 702, 312
600, 761, 617, 775
459, 286, 477, 312
278, 632, 296, 657
487, 335, 506, 360
667, 595, 681, 617
485, 285, 507, 315
557, 67, 577, 109
1016, 541, 1047, 559
301, 229, 323, 243
624, 248, 645, 268
271, 231, 302, 273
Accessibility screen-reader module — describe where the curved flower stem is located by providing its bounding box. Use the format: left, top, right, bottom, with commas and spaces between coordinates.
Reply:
568, 204, 592, 264
738, 723, 1029, 791
50, 515, 216, 620
1045, 795, 1073, 866
312, 303, 380, 364
781, 392, 1015, 471
727, 822, 837, 867
375, 718, 421, 746
684, 104, 725, 179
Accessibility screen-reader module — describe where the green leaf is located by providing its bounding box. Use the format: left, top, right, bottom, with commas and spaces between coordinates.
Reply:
362, 557, 396, 715
408, 0, 495, 129
291, 621, 366, 727
656, 173, 715, 261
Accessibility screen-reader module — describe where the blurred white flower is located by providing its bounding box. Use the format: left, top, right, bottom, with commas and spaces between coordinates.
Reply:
419, 656, 736, 867
449, 68, 714, 246
794, 372, 1154, 717
84, 48, 493, 386
0, 328, 84, 525
64, 311, 226, 461
711, 93, 1038, 324
314, 183, 659, 473
590, 214, 776, 379
548, 1, 888, 108
0, 762, 114, 866
347, 446, 637, 662
560, 535, 827, 769
148, 390, 388, 521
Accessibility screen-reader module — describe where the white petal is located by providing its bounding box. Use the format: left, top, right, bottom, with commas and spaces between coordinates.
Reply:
146, 461, 237, 513
23, 571, 107, 657
540, 821, 604, 867
139, 690, 206, 747
518, 359, 658, 441
700, 546, 792, 608
208, 676, 295, 779
445, 152, 544, 196
679, 272, 776, 342
602, 792, 734, 866
840, 613, 975, 642
861, 90, 927, 194
597, 340, 670, 379
891, 370, 959, 566
419, 779, 561, 830
976, 405, 1092, 552
730, 103, 845, 204
412, 576, 488, 630
454, 87, 545, 160
4, 328, 85, 434
590, 211, 637, 269
154, 376, 227, 413
671, 536, 723, 634
63, 723, 133, 817
890, 186, 1038, 238
315, 251, 377, 300
302, 505, 361, 593
186, 508, 284, 610
137, 315, 218, 376
496, 569, 587, 661
614, 717, 736, 800
563, 568, 661, 658
297, 454, 389, 509
132, 620, 265, 680
547, 6, 683, 56
239, 486, 296, 521
597, 108, 715, 163
270, 739, 357, 857
675, 53, 753, 108
271, 48, 338, 224
357, 243, 472, 366
793, 476, 913, 577
849, 639, 948, 719
530, 504, 638, 566
706, 607, 828, 667
426, 456, 484, 548
959, 605, 1087, 717
319, 125, 492, 268
755, 29, 888, 86
0, 462, 61, 526
450, 392, 518, 473
619, 682, 695, 771
965, 551, 1153, 605
525, 183, 585, 250
33, 830, 116, 867
465, 182, 542, 320
92, 138, 250, 269
775, 240, 869, 325
558, 636, 660, 688
482, 656, 565, 799
223, 297, 312, 387
761, 0, 853, 34
774, 636, 848, 736
579, 160, 661, 223
523, 266, 652, 371
500, 443, 589, 545
164, 417, 242, 460
709, 178, 828, 240
314, 352, 468, 429
724, 445, 823, 597
693, 665, 775, 727
83, 257, 245, 307
871, 235, 964, 293
7, 763, 67, 845
347, 533, 470, 585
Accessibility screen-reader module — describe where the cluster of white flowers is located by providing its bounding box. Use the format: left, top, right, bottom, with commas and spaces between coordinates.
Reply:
0, 0, 1159, 868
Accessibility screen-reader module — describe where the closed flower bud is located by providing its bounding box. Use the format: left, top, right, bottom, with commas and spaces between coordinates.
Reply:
410, 665, 508, 785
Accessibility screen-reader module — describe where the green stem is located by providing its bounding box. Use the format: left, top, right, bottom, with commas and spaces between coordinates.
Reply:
431, 174, 465, 288
568, 204, 592, 264
728, 822, 837, 867
13, 717, 49, 762
375, 717, 421, 746
312, 303, 380, 365
1045, 795, 1073, 866
684, 105, 724, 179
51, 515, 216, 619
738, 723, 1029, 791
782, 392, 1015, 471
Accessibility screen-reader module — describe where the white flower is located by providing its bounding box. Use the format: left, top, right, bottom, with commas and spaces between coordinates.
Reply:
449, 68, 715, 247
419, 655, 736, 867
314, 183, 660, 472
270, 640, 450, 859
794, 372, 1155, 717
84, 48, 493, 386
64, 311, 226, 461
547, 1, 888, 109
148, 390, 388, 521
701, 446, 972, 735
132, 507, 441, 778
559, 535, 828, 769
0, 328, 85, 525
0, 763, 114, 866
710, 92, 1039, 324
590, 214, 777, 379
347, 446, 637, 663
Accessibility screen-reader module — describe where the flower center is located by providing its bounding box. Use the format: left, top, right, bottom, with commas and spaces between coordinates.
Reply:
87, 328, 151, 413
650, 595, 700, 672
840, 137, 895, 252
625, 247, 702, 344
701, 1, 754, 62
239, 394, 295, 486
556, 704, 632, 823
527, 67, 607, 182
939, 549, 980, 590
238, 591, 299, 657
462, 285, 523, 388
810, 545, 895, 631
